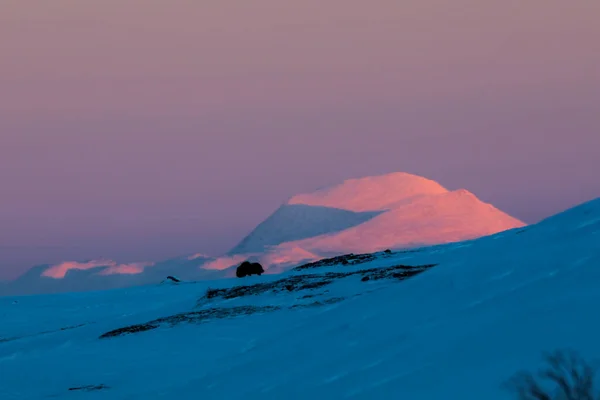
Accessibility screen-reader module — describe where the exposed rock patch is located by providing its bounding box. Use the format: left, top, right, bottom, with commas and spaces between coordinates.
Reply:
290, 297, 346, 309
293, 253, 379, 271
292, 250, 422, 271
68, 384, 109, 392
99, 306, 279, 339
202, 263, 435, 302
100, 260, 436, 339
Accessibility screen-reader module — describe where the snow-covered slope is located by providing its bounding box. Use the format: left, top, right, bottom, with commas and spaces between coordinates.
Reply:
0, 197, 598, 399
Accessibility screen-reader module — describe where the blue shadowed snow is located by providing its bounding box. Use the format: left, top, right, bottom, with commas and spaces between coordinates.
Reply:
0, 198, 599, 399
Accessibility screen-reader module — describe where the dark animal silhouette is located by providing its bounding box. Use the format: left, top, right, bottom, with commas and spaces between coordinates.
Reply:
166, 276, 181, 283
236, 261, 264, 278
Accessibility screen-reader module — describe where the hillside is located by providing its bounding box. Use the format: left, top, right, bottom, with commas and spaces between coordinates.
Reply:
0, 197, 598, 399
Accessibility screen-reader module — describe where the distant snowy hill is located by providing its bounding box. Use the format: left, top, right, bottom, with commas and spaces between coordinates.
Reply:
0, 255, 222, 296
208, 172, 525, 271
0, 197, 598, 399
0, 172, 525, 296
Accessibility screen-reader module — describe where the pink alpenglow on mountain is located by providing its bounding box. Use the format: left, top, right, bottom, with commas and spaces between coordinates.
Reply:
42, 260, 154, 279
216, 172, 526, 271
281, 187, 525, 254
288, 172, 449, 212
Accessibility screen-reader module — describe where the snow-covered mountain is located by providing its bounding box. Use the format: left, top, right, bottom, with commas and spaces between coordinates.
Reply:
209, 172, 525, 272
0, 172, 525, 296
0, 197, 598, 399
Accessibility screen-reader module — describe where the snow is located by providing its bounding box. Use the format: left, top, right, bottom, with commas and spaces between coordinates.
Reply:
287, 171, 449, 212
276, 187, 525, 254
0, 197, 599, 399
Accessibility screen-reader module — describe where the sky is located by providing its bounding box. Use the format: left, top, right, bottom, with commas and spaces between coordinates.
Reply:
1, 0, 599, 280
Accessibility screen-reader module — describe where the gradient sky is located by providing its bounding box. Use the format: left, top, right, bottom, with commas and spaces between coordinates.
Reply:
1, 0, 599, 279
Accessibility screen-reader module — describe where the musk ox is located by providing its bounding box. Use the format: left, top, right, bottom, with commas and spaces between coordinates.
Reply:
236, 261, 264, 278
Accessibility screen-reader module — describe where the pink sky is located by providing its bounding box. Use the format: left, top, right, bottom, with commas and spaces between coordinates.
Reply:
1, 0, 599, 279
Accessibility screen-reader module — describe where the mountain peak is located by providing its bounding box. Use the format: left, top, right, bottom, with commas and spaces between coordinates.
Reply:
288, 172, 448, 212
223, 172, 525, 267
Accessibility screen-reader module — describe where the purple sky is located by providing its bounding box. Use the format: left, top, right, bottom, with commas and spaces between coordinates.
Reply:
1, 0, 599, 279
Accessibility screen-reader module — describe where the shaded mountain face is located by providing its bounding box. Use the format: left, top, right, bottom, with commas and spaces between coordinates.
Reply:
228, 204, 383, 255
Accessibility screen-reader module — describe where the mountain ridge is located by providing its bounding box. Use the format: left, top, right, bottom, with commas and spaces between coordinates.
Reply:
2, 171, 526, 295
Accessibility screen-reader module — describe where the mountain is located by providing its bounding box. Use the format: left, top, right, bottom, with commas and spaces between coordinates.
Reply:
1, 172, 523, 295
207, 172, 525, 271
1, 197, 598, 399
